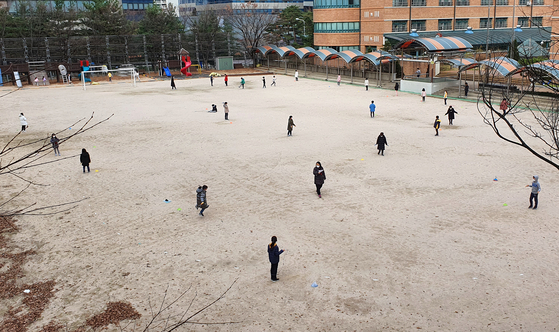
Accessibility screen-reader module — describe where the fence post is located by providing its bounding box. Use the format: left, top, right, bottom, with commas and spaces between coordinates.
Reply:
23, 38, 29, 63
212, 39, 216, 68
106, 36, 111, 69
0, 38, 6, 65
195, 36, 200, 67
67, 38, 71, 64
227, 33, 231, 56
125, 36, 130, 64
143, 35, 149, 73
45, 37, 51, 63
161, 34, 165, 64
87, 36, 91, 63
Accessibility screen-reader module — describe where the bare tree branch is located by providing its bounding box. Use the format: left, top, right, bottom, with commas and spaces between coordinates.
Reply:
477, 47, 559, 171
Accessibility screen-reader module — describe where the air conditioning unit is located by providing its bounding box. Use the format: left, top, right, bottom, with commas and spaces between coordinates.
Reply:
526, 1, 531, 5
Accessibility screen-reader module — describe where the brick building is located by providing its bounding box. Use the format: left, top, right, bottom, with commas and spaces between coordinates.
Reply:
313, 0, 554, 52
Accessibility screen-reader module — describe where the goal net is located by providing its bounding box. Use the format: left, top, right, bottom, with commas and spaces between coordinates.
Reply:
80, 67, 138, 90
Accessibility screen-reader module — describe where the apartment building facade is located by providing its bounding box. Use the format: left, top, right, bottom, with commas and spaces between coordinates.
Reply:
313, 0, 553, 52
178, 0, 311, 17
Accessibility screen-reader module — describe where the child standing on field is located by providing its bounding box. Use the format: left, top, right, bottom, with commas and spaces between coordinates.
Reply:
434, 115, 441, 136
526, 176, 541, 209
421, 88, 426, 102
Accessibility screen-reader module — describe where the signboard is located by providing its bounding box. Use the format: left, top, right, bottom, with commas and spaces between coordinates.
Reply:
14, 71, 22, 88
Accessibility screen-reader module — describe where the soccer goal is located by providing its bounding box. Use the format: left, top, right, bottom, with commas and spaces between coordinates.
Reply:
81, 67, 138, 91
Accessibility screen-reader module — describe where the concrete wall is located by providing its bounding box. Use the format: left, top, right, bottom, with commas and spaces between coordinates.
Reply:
400, 78, 459, 94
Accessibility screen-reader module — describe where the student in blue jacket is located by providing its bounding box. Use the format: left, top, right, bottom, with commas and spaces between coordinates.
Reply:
369, 100, 376, 118
268, 236, 285, 282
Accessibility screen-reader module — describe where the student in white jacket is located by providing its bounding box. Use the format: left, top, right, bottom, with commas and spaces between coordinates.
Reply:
19, 113, 28, 132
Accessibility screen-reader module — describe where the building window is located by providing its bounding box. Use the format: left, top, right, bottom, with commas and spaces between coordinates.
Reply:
533, 0, 544, 4
392, 20, 408, 32
411, 20, 426, 31
438, 19, 452, 30
532, 17, 543, 26
480, 0, 492, 4
480, 18, 492, 28
518, 17, 528, 27
496, 0, 507, 4
519, 0, 527, 4
455, 19, 469, 29
122, 3, 128, 9
314, 0, 360, 8
411, 0, 426, 5
495, 17, 507, 27
439, 0, 452, 5
393, 0, 408, 6
455, 0, 469, 5
314, 22, 360, 33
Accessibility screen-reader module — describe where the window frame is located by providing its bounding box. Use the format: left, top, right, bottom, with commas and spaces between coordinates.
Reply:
438, 19, 452, 30
480, 17, 493, 28
411, 19, 427, 31
392, 20, 408, 32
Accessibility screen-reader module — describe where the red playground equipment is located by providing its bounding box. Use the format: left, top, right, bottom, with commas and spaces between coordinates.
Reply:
180, 56, 192, 76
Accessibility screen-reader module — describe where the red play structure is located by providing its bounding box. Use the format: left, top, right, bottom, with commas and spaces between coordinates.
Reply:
180, 56, 192, 76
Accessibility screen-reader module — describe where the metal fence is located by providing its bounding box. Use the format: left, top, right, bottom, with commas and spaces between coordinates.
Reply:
0, 33, 243, 71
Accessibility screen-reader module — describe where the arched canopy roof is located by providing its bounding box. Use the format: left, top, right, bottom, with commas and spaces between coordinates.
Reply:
360, 51, 398, 65
309, 48, 338, 61
438, 58, 477, 67
324, 50, 364, 62
284, 47, 317, 59
393, 37, 473, 52
508, 60, 559, 81
256, 45, 399, 66
255, 45, 276, 56
272, 46, 297, 57
457, 57, 519, 76
481, 56, 520, 76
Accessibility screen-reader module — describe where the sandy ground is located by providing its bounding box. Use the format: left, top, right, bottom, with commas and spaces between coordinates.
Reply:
1, 75, 559, 331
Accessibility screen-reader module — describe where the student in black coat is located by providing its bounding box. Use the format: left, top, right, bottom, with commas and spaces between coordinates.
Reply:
171, 76, 176, 89
375, 132, 388, 156
80, 148, 91, 173
313, 161, 326, 198
268, 236, 285, 281
445, 106, 458, 125
196, 185, 209, 216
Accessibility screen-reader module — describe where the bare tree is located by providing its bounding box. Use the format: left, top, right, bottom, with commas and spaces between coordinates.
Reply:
0, 112, 113, 216
477, 38, 559, 171
184, 8, 227, 68
224, 2, 276, 66
139, 280, 240, 331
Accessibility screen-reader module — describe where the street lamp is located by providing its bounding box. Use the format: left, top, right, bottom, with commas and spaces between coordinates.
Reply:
514, 24, 523, 32
465, 26, 474, 34
295, 17, 306, 37
409, 28, 419, 37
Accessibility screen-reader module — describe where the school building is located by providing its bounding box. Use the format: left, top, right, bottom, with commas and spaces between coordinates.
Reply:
313, 0, 555, 52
